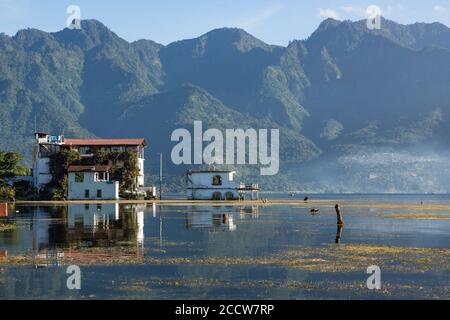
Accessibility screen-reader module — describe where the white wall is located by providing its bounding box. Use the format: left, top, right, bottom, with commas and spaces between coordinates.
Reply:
68, 172, 119, 200
187, 172, 236, 188
33, 158, 52, 189
187, 189, 239, 200
187, 172, 239, 200
138, 158, 145, 187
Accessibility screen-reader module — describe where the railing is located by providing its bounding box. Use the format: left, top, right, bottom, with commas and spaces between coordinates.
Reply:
238, 183, 260, 190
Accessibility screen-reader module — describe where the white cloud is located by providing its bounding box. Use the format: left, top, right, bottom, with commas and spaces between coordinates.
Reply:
340, 4, 406, 19
341, 5, 366, 15
319, 8, 340, 20
383, 4, 405, 17
433, 5, 448, 13
238, 4, 285, 30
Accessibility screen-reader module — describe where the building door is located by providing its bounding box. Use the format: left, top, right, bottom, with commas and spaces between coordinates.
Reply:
85, 190, 90, 199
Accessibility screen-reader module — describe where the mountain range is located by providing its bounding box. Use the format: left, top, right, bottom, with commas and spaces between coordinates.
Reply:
2, 17, 450, 192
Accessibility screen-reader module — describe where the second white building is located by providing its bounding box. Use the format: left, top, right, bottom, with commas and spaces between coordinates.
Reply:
68, 165, 119, 200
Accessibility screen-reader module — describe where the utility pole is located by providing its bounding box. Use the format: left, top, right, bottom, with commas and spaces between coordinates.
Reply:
159, 153, 163, 200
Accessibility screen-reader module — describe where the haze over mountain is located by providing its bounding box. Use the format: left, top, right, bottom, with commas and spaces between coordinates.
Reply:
2, 17, 450, 192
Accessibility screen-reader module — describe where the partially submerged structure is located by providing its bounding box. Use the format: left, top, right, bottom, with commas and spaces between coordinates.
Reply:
186, 170, 260, 200
32, 133, 147, 199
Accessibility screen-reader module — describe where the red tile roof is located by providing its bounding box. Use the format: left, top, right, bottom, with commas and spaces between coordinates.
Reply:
65, 138, 146, 147
68, 165, 111, 173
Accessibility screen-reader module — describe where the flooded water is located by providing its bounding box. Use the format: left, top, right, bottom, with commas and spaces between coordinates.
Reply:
1, 195, 449, 299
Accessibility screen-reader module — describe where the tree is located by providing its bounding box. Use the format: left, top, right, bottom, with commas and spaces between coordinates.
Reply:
48, 147, 80, 200
0, 151, 29, 201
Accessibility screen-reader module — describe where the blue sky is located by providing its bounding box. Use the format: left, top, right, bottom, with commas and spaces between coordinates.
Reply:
1, 0, 450, 45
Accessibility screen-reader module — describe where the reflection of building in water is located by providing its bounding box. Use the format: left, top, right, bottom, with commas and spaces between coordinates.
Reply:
68, 203, 119, 229
185, 210, 236, 231
67, 204, 145, 248
2, 205, 146, 268
239, 206, 260, 219
184, 206, 261, 232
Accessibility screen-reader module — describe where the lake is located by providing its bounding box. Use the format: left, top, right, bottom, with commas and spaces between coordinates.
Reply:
1, 194, 449, 299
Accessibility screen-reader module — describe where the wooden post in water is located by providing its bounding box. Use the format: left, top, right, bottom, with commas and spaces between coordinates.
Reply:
335, 224, 343, 244
335, 204, 344, 226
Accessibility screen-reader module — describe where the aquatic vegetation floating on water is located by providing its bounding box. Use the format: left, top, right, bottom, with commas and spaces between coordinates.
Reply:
383, 213, 450, 220
0, 222, 17, 232
1, 244, 449, 275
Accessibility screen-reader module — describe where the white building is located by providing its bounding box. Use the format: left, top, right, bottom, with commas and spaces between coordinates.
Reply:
64, 138, 146, 189
33, 133, 65, 190
186, 170, 259, 200
67, 165, 119, 200
32, 133, 147, 194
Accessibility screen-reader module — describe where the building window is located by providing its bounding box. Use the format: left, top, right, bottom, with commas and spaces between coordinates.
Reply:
85, 190, 90, 198
79, 147, 92, 155
75, 172, 84, 183
212, 175, 222, 186
95, 172, 107, 182
97, 189, 102, 198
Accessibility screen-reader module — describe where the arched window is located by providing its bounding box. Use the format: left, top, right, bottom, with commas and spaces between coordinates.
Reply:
212, 192, 222, 200
212, 175, 222, 186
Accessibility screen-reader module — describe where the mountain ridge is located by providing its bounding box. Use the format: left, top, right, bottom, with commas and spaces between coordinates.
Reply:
3, 18, 450, 192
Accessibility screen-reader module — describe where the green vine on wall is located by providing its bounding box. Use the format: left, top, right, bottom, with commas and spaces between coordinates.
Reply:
46, 147, 140, 200
94, 150, 140, 193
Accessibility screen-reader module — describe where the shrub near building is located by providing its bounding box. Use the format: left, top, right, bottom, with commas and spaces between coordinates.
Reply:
0, 151, 29, 201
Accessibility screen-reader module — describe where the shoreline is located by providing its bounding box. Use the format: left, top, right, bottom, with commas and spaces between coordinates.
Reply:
6, 198, 450, 210
12, 199, 337, 206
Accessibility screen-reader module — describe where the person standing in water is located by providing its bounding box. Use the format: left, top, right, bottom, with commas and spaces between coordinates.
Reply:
335, 204, 344, 226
